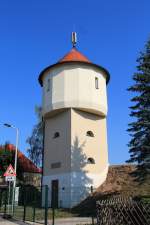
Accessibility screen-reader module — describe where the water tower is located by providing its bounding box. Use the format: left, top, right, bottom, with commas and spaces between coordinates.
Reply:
38, 33, 110, 207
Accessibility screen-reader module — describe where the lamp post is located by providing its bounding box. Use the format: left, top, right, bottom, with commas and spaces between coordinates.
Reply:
3, 123, 19, 214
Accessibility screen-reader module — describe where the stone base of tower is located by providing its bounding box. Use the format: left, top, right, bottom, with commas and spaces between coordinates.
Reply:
42, 165, 108, 208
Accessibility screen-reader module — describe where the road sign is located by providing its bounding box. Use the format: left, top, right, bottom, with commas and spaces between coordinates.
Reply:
5, 176, 15, 182
4, 164, 16, 177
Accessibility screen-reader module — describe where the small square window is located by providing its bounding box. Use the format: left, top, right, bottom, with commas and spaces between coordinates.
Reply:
51, 162, 61, 169
47, 79, 50, 92
95, 77, 99, 89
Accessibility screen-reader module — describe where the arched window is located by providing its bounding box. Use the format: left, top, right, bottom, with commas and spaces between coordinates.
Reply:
87, 157, 95, 164
53, 132, 60, 138
86, 131, 94, 137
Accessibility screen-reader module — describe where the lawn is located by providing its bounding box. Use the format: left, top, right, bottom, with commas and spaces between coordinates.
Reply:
13, 205, 77, 222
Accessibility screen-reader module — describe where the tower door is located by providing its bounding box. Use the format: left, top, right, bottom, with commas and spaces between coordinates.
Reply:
51, 180, 59, 208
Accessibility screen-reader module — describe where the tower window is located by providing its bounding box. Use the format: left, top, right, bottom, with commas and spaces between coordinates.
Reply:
86, 131, 94, 137
47, 79, 50, 92
95, 77, 99, 89
53, 132, 60, 138
51, 162, 61, 169
87, 158, 95, 164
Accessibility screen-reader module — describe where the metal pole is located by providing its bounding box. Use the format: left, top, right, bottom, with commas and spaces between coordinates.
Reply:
91, 186, 95, 225
52, 186, 55, 225
8, 181, 11, 215
4, 188, 7, 215
14, 128, 19, 179
12, 127, 19, 215
2, 123, 19, 215
44, 185, 48, 225
23, 186, 26, 222
33, 187, 36, 222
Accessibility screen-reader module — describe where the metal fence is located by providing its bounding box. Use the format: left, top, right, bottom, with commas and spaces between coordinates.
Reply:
0, 184, 96, 225
96, 196, 150, 225
1, 185, 150, 225
0, 186, 8, 215
13, 185, 48, 224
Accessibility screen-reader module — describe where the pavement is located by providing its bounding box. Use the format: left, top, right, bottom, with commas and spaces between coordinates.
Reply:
0, 213, 29, 225
0, 214, 94, 225
47, 217, 93, 225
0, 215, 28, 225
22, 217, 93, 225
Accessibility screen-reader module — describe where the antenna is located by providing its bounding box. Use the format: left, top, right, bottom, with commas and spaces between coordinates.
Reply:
71, 32, 77, 47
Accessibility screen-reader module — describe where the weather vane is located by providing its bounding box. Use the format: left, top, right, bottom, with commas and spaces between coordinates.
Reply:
71, 32, 77, 47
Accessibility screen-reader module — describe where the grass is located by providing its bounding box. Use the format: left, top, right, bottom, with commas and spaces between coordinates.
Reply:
1, 203, 93, 222
141, 196, 150, 203
13, 205, 77, 222
0, 204, 96, 225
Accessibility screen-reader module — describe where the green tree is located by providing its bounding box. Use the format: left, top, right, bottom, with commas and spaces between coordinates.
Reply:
0, 143, 24, 180
0, 143, 14, 176
127, 39, 150, 182
26, 106, 43, 167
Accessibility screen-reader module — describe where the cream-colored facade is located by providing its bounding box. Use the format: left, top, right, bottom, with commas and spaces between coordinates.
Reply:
42, 64, 108, 117
40, 50, 110, 208
44, 109, 108, 176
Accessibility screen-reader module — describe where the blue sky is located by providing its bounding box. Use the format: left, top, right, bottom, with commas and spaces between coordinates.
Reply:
0, 0, 149, 164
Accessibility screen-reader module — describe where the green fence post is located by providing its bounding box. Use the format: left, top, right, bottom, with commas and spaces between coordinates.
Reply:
44, 185, 48, 225
32, 188, 36, 222
4, 189, 7, 215
33, 199, 36, 222
11, 184, 16, 217
23, 186, 26, 222
0, 190, 2, 211
33, 205, 36, 222
52, 205, 55, 225
52, 186, 56, 225
91, 186, 95, 225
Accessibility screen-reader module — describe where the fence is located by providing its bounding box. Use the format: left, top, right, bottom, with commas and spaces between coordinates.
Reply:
13, 185, 48, 224
1, 185, 150, 225
0, 186, 8, 216
96, 196, 150, 225
0, 184, 97, 225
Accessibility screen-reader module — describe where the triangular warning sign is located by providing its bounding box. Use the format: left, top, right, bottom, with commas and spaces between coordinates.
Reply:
4, 164, 16, 177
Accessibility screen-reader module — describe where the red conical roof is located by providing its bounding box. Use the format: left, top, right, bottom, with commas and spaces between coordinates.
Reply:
38, 47, 110, 86
58, 47, 91, 63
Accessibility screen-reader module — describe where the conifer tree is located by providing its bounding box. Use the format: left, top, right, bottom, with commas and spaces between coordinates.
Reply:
127, 39, 150, 182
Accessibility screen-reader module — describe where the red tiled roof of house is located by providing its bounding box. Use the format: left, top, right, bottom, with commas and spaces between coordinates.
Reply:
0, 144, 41, 174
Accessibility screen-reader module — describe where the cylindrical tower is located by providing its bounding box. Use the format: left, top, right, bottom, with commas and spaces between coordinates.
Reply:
39, 44, 110, 208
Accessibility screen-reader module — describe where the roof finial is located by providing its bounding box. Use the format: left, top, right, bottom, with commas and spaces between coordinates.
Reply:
71, 32, 77, 48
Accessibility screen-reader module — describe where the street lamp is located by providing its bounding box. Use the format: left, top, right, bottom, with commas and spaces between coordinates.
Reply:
3, 123, 19, 214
